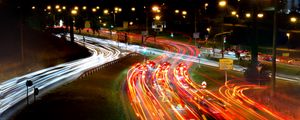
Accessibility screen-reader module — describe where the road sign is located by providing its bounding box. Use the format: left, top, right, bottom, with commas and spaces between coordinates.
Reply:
84, 21, 90, 28
282, 53, 289, 57
193, 32, 200, 39
201, 81, 207, 89
141, 31, 148, 36
219, 59, 233, 70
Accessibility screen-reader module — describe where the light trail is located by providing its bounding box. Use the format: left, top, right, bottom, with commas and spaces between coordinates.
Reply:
0, 34, 126, 116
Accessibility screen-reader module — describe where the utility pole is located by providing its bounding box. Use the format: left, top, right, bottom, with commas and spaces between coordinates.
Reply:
271, 0, 278, 97
194, 9, 197, 46
18, 1, 24, 63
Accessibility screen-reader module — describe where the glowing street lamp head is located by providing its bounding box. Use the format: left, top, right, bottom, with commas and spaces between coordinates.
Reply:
92, 8, 97, 12
205, 3, 209, 7
55, 5, 60, 9
74, 6, 79, 10
206, 28, 211, 32
83, 6, 87, 10
118, 8, 122, 12
219, 1, 227, 7
231, 11, 237, 16
104, 9, 109, 14
131, 7, 136, 11
152, 6, 159, 12
175, 9, 179, 14
71, 10, 77, 15
257, 13, 264, 18
286, 33, 290, 38
155, 15, 161, 20
114, 7, 119, 11
182, 11, 187, 15
246, 13, 251, 18
62, 6, 66, 10
32, 6, 36, 10
96, 6, 100, 9
47, 5, 51, 10
290, 17, 297, 23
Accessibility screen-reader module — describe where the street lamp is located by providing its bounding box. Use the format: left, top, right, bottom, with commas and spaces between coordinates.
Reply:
152, 6, 159, 12
286, 33, 290, 39
205, 3, 209, 10
219, 0, 227, 58
131, 7, 136, 11
71, 10, 77, 15
290, 17, 297, 23
257, 13, 264, 18
74, 6, 79, 10
70, 9, 77, 43
32, 6, 35, 10
103, 9, 109, 14
47, 5, 51, 10
175, 9, 179, 14
62, 6, 66, 10
219, 1, 227, 7
231, 11, 237, 16
155, 15, 161, 20
55, 5, 60, 9
182, 11, 187, 15
92, 8, 97, 12
246, 13, 251, 18
83, 6, 87, 10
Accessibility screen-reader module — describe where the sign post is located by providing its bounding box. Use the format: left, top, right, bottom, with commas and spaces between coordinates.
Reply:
219, 59, 233, 84
26, 80, 33, 105
193, 32, 200, 46
198, 53, 201, 68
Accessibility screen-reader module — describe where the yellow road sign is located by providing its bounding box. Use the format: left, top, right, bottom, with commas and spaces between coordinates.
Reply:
219, 59, 233, 70
282, 53, 289, 57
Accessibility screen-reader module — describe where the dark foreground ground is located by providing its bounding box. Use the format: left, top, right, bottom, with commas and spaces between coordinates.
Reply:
10, 54, 143, 120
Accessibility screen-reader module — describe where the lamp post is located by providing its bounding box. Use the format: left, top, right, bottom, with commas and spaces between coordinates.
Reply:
219, 0, 227, 58
70, 9, 77, 43
271, 0, 278, 97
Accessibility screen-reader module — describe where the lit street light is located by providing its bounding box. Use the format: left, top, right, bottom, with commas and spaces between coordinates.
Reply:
32, 6, 35, 10
152, 6, 159, 12
71, 10, 78, 15
231, 11, 237, 16
155, 15, 161, 21
219, 1, 226, 7
175, 9, 179, 14
83, 6, 87, 10
92, 8, 97, 12
74, 6, 79, 10
69, 9, 77, 43
47, 5, 51, 10
218, 0, 227, 58
131, 7, 136, 11
246, 13, 251, 18
182, 11, 187, 15
290, 17, 297, 23
103, 9, 109, 14
257, 13, 264, 18
55, 5, 60, 9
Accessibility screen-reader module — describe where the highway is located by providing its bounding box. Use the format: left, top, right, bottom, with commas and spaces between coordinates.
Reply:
124, 35, 287, 119
0, 34, 293, 119
0, 34, 126, 116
